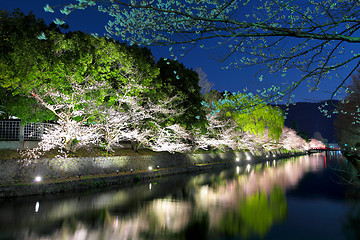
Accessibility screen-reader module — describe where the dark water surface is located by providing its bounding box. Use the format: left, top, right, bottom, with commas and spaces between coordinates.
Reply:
0, 152, 359, 240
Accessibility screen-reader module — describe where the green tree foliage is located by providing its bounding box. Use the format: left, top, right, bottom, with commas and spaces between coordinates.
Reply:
0, 88, 48, 121
0, 10, 160, 122
335, 69, 360, 148
155, 58, 206, 129
0, 9, 65, 121
205, 91, 284, 141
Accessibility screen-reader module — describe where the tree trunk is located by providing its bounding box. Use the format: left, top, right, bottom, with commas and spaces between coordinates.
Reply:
65, 138, 76, 152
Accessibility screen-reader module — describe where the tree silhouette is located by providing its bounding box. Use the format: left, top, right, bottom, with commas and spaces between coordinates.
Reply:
49, 0, 360, 101
335, 69, 360, 148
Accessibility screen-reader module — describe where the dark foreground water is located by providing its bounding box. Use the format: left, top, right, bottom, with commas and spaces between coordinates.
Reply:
0, 152, 359, 240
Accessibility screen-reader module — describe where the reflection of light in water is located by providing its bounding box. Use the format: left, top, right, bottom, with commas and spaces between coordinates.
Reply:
273, 160, 276, 167
150, 199, 191, 232
35, 202, 39, 213
267, 161, 269, 168
325, 155, 327, 168
113, 217, 119, 230
22, 154, 330, 240
74, 229, 87, 240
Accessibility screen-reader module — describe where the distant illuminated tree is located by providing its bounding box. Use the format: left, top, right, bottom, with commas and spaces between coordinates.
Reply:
49, 0, 360, 101
308, 138, 326, 149
196, 67, 214, 95
312, 131, 328, 145
278, 127, 309, 151
335, 69, 360, 148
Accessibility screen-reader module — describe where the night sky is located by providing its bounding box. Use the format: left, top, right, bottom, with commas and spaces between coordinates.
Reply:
1, 0, 356, 102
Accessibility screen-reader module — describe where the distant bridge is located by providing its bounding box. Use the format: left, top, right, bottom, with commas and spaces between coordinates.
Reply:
308, 148, 341, 154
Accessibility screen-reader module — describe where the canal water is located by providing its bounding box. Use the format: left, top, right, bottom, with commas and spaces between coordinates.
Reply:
0, 152, 359, 240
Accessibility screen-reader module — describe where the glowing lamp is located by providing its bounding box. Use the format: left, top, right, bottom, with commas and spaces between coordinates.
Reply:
35, 176, 42, 182
236, 157, 240, 162
148, 166, 153, 171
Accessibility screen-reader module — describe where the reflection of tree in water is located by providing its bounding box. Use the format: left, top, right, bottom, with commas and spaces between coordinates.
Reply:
15, 156, 318, 239
343, 190, 360, 240
343, 204, 360, 240
183, 211, 209, 240
217, 186, 287, 238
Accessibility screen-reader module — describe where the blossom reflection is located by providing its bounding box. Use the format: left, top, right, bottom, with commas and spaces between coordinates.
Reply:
18, 154, 330, 240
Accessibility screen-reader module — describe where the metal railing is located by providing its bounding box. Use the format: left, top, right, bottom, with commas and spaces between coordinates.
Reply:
0, 120, 53, 141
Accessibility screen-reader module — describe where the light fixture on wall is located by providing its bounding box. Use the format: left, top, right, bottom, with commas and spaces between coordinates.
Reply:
34, 176, 42, 182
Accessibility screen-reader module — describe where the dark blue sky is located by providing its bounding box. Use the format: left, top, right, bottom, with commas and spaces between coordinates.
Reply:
0, 0, 353, 102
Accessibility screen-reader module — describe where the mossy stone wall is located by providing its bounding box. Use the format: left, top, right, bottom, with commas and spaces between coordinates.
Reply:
0, 150, 292, 184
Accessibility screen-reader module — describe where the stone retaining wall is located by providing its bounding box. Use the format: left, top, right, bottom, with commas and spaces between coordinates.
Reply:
0, 141, 39, 150
0, 149, 296, 184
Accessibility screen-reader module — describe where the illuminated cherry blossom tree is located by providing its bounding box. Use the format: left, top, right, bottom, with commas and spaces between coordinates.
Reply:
308, 138, 326, 149
22, 77, 190, 160
29, 79, 106, 153
192, 112, 238, 151
147, 124, 192, 153
278, 127, 308, 151
277, 127, 324, 151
